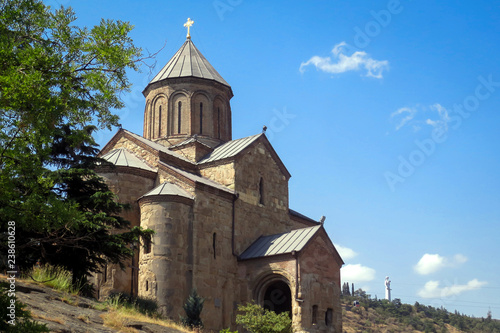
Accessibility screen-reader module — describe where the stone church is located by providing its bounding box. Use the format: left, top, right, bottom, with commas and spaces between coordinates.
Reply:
94, 27, 344, 332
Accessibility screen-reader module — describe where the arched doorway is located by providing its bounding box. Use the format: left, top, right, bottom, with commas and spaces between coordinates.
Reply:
262, 280, 292, 317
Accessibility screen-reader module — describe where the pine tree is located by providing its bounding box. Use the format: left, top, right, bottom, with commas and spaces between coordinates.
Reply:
181, 289, 205, 328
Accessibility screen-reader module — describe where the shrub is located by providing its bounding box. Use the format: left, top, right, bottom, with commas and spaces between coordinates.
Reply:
220, 328, 238, 333
236, 302, 292, 333
181, 289, 204, 328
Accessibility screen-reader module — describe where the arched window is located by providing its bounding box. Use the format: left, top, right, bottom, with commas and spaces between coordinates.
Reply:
312, 305, 318, 325
200, 102, 203, 134
158, 105, 162, 137
177, 101, 182, 134
212, 232, 216, 259
259, 177, 264, 205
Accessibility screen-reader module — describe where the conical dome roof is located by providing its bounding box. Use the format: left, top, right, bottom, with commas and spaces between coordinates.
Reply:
147, 39, 230, 88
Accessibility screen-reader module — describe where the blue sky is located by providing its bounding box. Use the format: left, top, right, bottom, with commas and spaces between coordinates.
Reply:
47, 0, 500, 318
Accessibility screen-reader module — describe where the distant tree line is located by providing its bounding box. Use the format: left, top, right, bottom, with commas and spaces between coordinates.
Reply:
342, 288, 500, 332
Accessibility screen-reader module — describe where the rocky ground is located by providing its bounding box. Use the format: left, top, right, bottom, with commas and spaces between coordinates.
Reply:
11, 277, 188, 333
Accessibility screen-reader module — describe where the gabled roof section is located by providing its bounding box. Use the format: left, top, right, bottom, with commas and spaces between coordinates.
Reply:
239, 225, 322, 260
158, 161, 235, 196
148, 39, 230, 88
170, 136, 214, 150
99, 129, 197, 172
198, 134, 262, 164
198, 133, 291, 180
140, 182, 193, 200
100, 148, 155, 172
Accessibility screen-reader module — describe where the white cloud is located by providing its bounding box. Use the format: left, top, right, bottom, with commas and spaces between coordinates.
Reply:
414, 253, 468, 275
391, 103, 451, 132
414, 254, 446, 275
300, 41, 389, 79
426, 103, 450, 131
418, 279, 487, 298
334, 244, 358, 261
391, 106, 417, 131
341, 264, 376, 283
454, 254, 468, 264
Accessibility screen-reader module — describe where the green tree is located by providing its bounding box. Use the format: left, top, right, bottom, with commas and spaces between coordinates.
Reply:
0, 0, 152, 286
181, 289, 205, 328
236, 302, 292, 333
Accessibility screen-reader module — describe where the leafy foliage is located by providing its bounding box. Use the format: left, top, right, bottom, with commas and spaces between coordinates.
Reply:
0, 283, 49, 332
181, 289, 204, 328
344, 290, 500, 332
236, 302, 292, 333
0, 0, 153, 287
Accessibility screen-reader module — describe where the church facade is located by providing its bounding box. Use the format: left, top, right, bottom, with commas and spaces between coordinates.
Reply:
93, 33, 344, 332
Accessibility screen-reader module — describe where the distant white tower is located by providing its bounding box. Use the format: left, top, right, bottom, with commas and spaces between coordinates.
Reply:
385, 276, 392, 301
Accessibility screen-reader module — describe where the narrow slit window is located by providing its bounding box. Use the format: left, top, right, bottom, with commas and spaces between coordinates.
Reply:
312, 305, 318, 325
212, 232, 216, 259
259, 177, 264, 205
217, 107, 221, 138
146, 280, 149, 291
144, 235, 151, 254
149, 108, 153, 139
177, 101, 182, 134
325, 308, 333, 326
200, 102, 203, 134
158, 105, 162, 137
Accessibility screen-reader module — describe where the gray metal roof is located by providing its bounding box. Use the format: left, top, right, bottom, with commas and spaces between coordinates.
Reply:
101, 148, 155, 172
239, 225, 322, 260
149, 39, 230, 87
198, 134, 262, 164
141, 182, 193, 199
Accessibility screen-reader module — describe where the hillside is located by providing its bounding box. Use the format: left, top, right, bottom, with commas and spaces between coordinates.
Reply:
2, 275, 190, 333
341, 296, 500, 333
5, 274, 500, 333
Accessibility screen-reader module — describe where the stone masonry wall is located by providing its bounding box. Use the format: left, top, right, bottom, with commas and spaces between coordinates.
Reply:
113, 137, 159, 168
94, 171, 155, 298
199, 161, 236, 189
143, 79, 232, 144
299, 233, 342, 333
138, 199, 193, 318
190, 189, 237, 329
232, 141, 308, 255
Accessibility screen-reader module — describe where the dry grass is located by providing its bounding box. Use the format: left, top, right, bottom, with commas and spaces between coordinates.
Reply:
111, 307, 190, 331
100, 311, 139, 333
77, 314, 90, 323
32, 313, 66, 325
100, 308, 192, 333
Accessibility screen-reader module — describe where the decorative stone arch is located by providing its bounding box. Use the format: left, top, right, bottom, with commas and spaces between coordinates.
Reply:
191, 91, 212, 136
169, 91, 190, 135
144, 99, 152, 139
152, 93, 167, 139
213, 95, 230, 141
253, 271, 293, 318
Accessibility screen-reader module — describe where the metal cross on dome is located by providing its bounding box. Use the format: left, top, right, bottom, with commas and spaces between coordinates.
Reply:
184, 18, 194, 39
